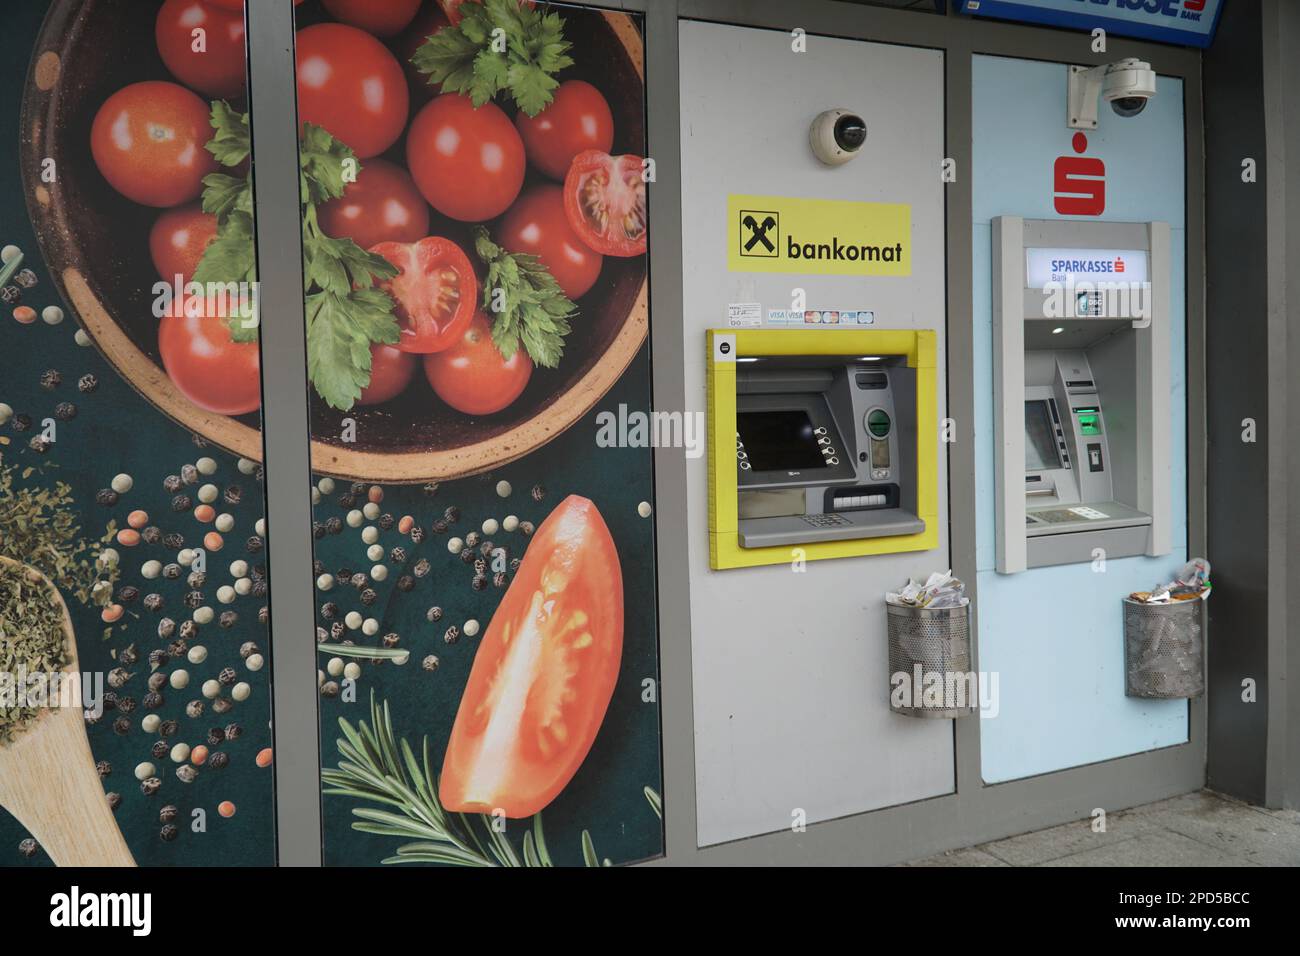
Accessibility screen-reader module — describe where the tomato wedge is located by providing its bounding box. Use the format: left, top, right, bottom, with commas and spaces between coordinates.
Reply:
563, 150, 648, 258
368, 237, 477, 353
440, 496, 624, 818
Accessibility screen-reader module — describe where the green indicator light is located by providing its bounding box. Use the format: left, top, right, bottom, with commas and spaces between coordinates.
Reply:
1077, 414, 1101, 436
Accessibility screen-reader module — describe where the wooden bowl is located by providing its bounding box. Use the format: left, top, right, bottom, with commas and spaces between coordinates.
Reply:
21, 1, 647, 481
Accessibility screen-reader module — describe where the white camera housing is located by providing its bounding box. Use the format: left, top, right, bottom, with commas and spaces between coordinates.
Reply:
1067, 58, 1157, 129
809, 108, 867, 165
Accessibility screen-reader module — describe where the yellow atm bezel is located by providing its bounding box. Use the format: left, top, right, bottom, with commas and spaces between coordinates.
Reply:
706, 328, 939, 570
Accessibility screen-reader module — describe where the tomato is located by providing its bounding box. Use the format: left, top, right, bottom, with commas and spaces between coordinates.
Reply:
440, 495, 623, 818
318, 158, 429, 250
149, 203, 218, 284
370, 237, 477, 354
395, 3, 451, 101
515, 81, 614, 181
204, 0, 303, 10
438, 0, 533, 24
90, 81, 218, 208
406, 94, 525, 222
563, 150, 647, 258
296, 23, 409, 159
500, 185, 602, 300
155, 0, 246, 99
159, 300, 261, 416
321, 0, 421, 37
423, 312, 531, 415
357, 343, 417, 405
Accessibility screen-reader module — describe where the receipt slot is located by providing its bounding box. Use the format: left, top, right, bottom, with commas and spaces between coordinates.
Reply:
707, 328, 938, 570
993, 217, 1171, 573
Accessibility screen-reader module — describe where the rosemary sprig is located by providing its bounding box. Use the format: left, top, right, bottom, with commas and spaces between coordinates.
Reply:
322, 694, 605, 867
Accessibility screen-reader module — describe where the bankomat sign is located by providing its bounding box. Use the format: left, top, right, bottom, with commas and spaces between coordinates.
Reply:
727, 194, 911, 276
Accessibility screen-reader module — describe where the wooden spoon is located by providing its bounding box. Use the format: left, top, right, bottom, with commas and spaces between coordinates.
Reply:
0, 555, 135, 866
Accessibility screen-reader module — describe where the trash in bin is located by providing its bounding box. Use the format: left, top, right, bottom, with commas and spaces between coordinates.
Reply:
1127, 557, 1212, 605
886, 570, 970, 609
1123, 558, 1209, 700
886, 571, 974, 718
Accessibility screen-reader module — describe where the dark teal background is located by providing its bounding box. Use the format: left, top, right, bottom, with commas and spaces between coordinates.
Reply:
0, 0, 275, 867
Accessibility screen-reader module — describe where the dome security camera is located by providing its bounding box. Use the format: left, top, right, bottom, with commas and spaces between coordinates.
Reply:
810, 109, 866, 166
1067, 58, 1157, 129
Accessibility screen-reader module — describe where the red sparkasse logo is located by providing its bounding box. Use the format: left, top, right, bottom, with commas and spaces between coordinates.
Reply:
1115, 256, 1125, 272
1054, 132, 1105, 216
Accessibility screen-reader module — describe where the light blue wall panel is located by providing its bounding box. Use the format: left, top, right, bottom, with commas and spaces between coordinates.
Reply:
971, 56, 1190, 783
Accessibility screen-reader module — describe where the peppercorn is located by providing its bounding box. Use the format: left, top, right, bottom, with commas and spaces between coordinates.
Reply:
224, 722, 242, 741
493, 572, 508, 588
107, 667, 131, 689
444, 625, 460, 644
10, 413, 31, 432
479, 540, 495, 558
120, 644, 139, 667
253, 580, 268, 599
116, 696, 137, 715
54, 401, 77, 421
321, 681, 340, 698
160, 824, 179, 842
143, 692, 164, 711
316, 627, 328, 643
149, 649, 170, 668
180, 464, 198, 485
337, 567, 353, 581
96, 760, 112, 778
217, 668, 236, 686
172, 494, 192, 512
223, 484, 242, 505
358, 588, 376, 606
321, 602, 339, 620
163, 563, 182, 580
423, 482, 439, 496
160, 805, 178, 824
240, 641, 259, 659
18, 838, 38, 859
382, 632, 400, 648
471, 575, 487, 591
397, 575, 414, 592
186, 701, 204, 719
39, 369, 61, 390
103, 692, 118, 711
14, 268, 37, 288
378, 513, 395, 531
0, 285, 20, 305
212, 697, 233, 715
142, 594, 163, 613
179, 620, 198, 641
141, 777, 162, 796
78, 373, 98, 393
465, 531, 481, 548
210, 751, 231, 771
509, 557, 521, 572
422, 655, 440, 671
520, 521, 535, 536
350, 481, 366, 495
27, 435, 51, 455
175, 766, 197, 784
162, 532, 185, 549
389, 546, 408, 564
151, 740, 168, 759
215, 610, 235, 629
106, 792, 122, 811
187, 570, 206, 588
330, 621, 345, 640
246, 535, 264, 553
431, 519, 449, 535
95, 488, 119, 506
167, 638, 188, 658
337, 493, 356, 508
443, 506, 460, 522
410, 525, 425, 544
427, 606, 443, 622
413, 558, 431, 578
142, 526, 162, 545
350, 573, 367, 589
207, 726, 226, 746
473, 558, 487, 575
148, 673, 167, 693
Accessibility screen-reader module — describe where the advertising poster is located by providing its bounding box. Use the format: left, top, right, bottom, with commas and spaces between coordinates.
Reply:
290, 1, 665, 866
1, 0, 275, 866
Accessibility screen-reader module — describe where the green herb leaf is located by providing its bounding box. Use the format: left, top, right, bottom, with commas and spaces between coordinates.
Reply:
411, 0, 573, 117
205, 100, 251, 168
471, 226, 574, 368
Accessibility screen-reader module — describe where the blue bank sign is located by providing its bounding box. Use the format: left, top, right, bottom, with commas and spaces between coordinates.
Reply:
958, 0, 1222, 48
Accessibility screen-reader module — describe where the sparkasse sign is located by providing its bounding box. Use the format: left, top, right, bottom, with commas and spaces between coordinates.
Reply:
957, 0, 1222, 49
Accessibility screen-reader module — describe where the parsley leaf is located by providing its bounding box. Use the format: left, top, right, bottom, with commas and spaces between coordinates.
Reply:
472, 226, 574, 368
412, 0, 573, 116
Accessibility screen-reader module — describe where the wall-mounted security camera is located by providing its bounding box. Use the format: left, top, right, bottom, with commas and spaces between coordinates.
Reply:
810, 109, 866, 165
1067, 58, 1156, 129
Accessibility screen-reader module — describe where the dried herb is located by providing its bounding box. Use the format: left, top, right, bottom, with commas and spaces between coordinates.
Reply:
0, 563, 69, 743
0, 455, 117, 605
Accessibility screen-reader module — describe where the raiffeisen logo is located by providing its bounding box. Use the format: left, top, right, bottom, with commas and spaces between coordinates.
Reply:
1053, 131, 1105, 216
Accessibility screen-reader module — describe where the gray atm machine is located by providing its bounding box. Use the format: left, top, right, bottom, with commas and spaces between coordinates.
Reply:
992, 217, 1171, 573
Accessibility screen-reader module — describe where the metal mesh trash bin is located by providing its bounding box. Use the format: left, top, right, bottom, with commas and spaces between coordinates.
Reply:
1123, 597, 1205, 699
886, 603, 974, 718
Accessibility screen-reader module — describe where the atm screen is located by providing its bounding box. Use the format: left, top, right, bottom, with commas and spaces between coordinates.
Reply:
737, 409, 827, 471
1024, 399, 1058, 471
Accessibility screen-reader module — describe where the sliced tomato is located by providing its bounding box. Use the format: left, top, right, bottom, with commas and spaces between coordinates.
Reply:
368, 237, 477, 353
440, 495, 624, 818
563, 150, 647, 257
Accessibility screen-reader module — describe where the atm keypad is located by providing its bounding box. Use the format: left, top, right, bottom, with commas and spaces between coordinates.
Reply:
801, 513, 852, 528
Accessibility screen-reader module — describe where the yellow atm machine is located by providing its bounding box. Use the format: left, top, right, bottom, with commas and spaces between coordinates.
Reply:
707, 328, 939, 570
992, 217, 1172, 573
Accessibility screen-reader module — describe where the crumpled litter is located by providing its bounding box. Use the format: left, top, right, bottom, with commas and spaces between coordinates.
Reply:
887, 570, 969, 608
1129, 557, 1212, 604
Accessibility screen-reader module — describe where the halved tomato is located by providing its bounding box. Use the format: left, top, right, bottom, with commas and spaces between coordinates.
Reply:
368, 237, 477, 353
439, 495, 624, 818
563, 150, 648, 258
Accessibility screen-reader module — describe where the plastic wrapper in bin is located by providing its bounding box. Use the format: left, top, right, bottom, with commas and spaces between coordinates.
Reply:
886, 572, 974, 718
